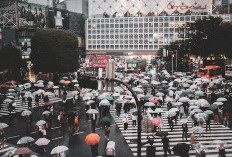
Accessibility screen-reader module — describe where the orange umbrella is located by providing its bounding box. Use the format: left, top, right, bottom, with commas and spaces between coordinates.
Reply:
64, 80, 71, 84
85, 133, 100, 146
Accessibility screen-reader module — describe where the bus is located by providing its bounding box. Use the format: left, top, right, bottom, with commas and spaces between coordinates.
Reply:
225, 65, 232, 78
197, 65, 222, 79
127, 59, 146, 72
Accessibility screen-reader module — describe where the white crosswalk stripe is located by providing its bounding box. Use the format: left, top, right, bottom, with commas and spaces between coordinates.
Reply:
0, 93, 72, 117
110, 104, 232, 157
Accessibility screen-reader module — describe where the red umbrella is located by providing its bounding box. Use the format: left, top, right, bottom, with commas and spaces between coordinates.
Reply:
150, 97, 160, 104
15, 147, 31, 155
44, 102, 53, 106
152, 118, 161, 126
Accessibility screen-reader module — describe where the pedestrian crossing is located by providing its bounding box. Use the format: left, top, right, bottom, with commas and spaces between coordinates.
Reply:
110, 104, 232, 157
0, 93, 73, 117
0, 143, 38, 157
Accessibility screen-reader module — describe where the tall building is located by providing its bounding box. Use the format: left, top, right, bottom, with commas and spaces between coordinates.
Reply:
66, 0, 88, 17
86, 0, 231, 60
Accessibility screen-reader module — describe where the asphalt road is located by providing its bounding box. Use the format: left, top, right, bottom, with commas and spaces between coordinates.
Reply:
1, 98, 134, 157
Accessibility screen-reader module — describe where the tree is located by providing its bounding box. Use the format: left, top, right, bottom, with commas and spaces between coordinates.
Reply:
0, 44, 25, 80
30, 29, 80, 73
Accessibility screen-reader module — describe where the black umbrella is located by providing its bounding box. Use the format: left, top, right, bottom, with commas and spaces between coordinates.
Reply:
156, 131, 169, 137
173, 143, 190, 156
132, 111, 138, 116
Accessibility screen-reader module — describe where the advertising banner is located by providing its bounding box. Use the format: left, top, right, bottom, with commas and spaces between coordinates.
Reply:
18, 2, 46, 29
89, 56, 110, 68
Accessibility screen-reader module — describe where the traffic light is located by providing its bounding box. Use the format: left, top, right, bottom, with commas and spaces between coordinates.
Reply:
78, 75, 98, 90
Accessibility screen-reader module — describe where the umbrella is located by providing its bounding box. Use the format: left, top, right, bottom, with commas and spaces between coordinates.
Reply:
189, 99, 198, 105
173, 143, 190, 155
179, 97, 190, 102
212, 140, 225, 146
37, 80, 44, 83
72, 79, 78, 83
53, 86, 59, 89
130, 108, 137, 113
100, 117, 111, 123
183, 83, 190, 88
17, 136, 34, 144
195, 91, 205, 97
51, 146, 69, 154
105, 96, 113, 101
35, 138, 50, 146
48, 81, 54, 85
165, 97, 174, 102
2, 148, 16, 157
216, 97, 227, 102
0, 123, 8, 129
44, 102, 54, 106
169, 108, 179, 112
209, 104, 218, 110
196, 99, 209, 107
193, 108, 203, 113
156, 131, 169, 137
7, 95, 15, 99
166, 111, 176, 117
189, 106, 199, 111
15, 87, 24, 91
120, 113, 128, 118
23, 83, 31, 89
8, 89, 15, 92
85, 133, 100, 146
197, 117, 206, 123
132, 87, 144, 93
144, 102, 155, 107
83, 96, 92, 101
154, 108, 163, 113
113, 93, 120, 97
161, 81, 168, 84
190, 85, 197, 89
59, 80, 65, 84
140, 96, 150, 101
204, 110, 213, 115
21, 110, 32, 116
192, 126, 205, 133
86, 109, 98, 114
152, 118, 161, 126
4, 99, 13, 103
149, 97, 159, 104
155, 92, 164, 97
87, 100, 95, 105
42, 111, 51, 115
64, 80, 71, 84
173, 102, 183, 106
179, 119, 188, 124
36, 120, 46, 126
151, 81, 161, 85
213, 102, 224, 106
15, 147, 31, 155
99, 99, 111, 106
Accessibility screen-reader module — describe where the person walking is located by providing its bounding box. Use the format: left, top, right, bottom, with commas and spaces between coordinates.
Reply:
91, 113, 97, 133
115, 103, 122, 117
74, 113, 79, 132
224, 111, 229, 127
21, 92, 26, 105
123, 117, 129, 133
218, 144, 226, 157
190, 131, 198, 149
132, 114, 137, 127
0, 129, 6, 149
67, 113, 75, 136
161, 135, 171, 157
168, 117, 174, 131
27, 96, 32, 110
182, 122, 188, 141
179, 105, 184, 119
104, 125, 110, 140
90, 143, 98, 157
35, 94, 40, 108
206, 114, 211, 132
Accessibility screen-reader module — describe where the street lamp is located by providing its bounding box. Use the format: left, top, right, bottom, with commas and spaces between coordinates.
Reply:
171, 53, 175, 74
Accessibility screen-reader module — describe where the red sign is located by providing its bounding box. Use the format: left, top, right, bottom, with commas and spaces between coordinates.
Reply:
167, 2, 207, 10
89, 56, 110, 68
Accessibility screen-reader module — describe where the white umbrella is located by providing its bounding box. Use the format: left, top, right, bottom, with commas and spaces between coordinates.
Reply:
86, 109, 98, 114
48, 81, 54, 85
173, 102, 183, 106
195, 99, 209, 107
3, 99, 13, 103
72, 91, 79, 95
51, 146, 69, 155
192, 126, 205, 133
45, 92, 55, 97
216, 97, 227, 102
0, 123, 8, 129
87, 100, 95, 105
179, 119, 188, 124
190, 84, 197, 89
165, 111, 176, 117
161, 81, 168, 84
169, 108, 179, 112
99, 99, 111, 106
213, 102, 224, 106
37, 80, 44, 83
17, 136, 34, 144
189, 99, 198, 105
83, 96, 92, 101
151, 81, 161, 85
165, 97, 174, 102
204, 110, 214, 115
132, 87, 144, 93
42, 111, 51, 115
35, 138, 50, 146
189, 106, 199, 111
74, 84, 79, 87
179, 97, 190, 103
21, 110, 32, 116
113, 93, 120, 97
23, 83, 31, 89
72, 80, 78, 83
155, 92, 164, 97
59, 80, 65, 84
183, 83, 190, 88
144, 102, 155, 107
36, 120, 46, 126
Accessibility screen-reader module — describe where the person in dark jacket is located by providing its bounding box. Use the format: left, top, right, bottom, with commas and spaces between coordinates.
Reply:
182, 123, 188, 141
27, 96, 32, 110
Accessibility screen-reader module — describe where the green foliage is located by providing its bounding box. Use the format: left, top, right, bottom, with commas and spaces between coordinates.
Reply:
0, 43, 24, 71
161, 16, 232, 59
30, 29, 80, 73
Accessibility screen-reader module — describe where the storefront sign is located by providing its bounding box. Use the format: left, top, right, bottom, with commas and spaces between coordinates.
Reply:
89, 56, 110, 68
167, 2, 207, 10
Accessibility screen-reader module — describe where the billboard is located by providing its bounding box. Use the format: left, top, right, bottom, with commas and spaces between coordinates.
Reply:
18, 2, 46, 29
48, 9, 69, 29
19, 37, 31, 56
89, 56, 110, 68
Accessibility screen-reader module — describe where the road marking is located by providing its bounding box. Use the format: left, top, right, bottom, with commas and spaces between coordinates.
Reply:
73, 131, 84, 135
51, 136, 63, 141
7, 135, 20, 139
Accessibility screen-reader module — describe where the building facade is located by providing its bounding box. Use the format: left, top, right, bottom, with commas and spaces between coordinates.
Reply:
86, 0, 231, 57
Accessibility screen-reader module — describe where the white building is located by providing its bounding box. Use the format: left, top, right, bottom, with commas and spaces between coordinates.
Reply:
86, 0, 230, 58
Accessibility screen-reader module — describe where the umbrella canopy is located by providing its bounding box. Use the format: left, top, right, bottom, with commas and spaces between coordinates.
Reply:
173, 102, 183, 106
166, 111, 176, 117
85, 133, 100, 146
132, 87, 144, 93
100, 117, 111, 123
169, 108, 179, 112
51, 146, 69, 154
83, 96, 92, 101
155, 92, 164, 97
3, 148, 16, 157
44, 102, 54, 106
64, 80, 71, 84
192, 126, 205, 133
156, 131, 169, 137
0, 123, 8, 129
144, 102, 155, 107
216, 97, 227, 102
209, 104, 218, 110
154, 108, 163, 113
130, 108, 137, 113
204, 110, 214, 115
72, 91, 79, 95
86, 109, 98, 114
195, 91, 205, 97
17, 136, 34, 144
21, 110, 32, 116
36, 120, 46, 126
213, 102, 224, 106
196, 99, 209, 107
72, 79, 78, 83
105, 96, 113, 101
149, 97, 159, 104
15, 147, 31, 155
42, 111, 51, 115
87, 100, 95, 105
179, 97, 190, 103
212, 140, 225, 147
113, 93, 120, 97
152, 118, 161, 126
179, 119, 188, 124
35, 138, 50, 146
99, 99, 111, 106
189, 106, 199, 111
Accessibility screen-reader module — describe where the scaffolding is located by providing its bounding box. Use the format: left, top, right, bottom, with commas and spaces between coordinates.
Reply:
0, 2, 18, 29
